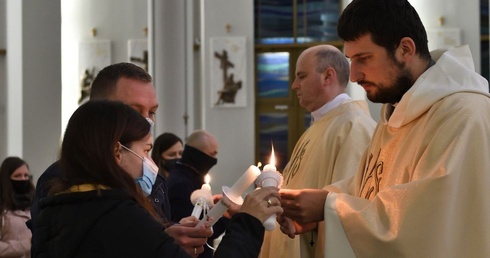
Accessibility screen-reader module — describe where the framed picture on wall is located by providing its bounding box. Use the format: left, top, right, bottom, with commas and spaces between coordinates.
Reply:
128, 39, 148, 72
210, 37, 247, 108
78, 40, 111, 105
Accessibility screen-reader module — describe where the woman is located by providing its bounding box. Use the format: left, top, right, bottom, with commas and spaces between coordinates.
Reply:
32, 100, 282, 258
152, 133, 184, 177
0, 157, 35, 258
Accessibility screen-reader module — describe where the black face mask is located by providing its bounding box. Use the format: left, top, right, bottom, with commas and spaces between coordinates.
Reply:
11, 180, 31, 195
161, 158, 180, 172
181, 145, 217, 174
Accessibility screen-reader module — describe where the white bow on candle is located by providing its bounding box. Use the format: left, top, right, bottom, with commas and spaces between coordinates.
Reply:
190, 174, 214, 219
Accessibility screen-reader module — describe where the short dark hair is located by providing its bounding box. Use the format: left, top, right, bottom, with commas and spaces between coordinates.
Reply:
0, 157, 35, 211
90, 63, 153, 100
55, 100, 158, 221
337, 0, 431, 60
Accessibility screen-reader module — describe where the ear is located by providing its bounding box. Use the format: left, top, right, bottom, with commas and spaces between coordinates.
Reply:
322, 67, 335, 86
397, 37, 416, 62
114, 143, 123, 164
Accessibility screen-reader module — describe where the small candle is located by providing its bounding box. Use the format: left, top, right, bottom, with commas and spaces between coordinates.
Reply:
190, 174, 213, 219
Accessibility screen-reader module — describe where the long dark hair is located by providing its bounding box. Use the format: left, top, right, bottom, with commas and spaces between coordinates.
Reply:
0, 157, 35, 212
52, 100, 158, 221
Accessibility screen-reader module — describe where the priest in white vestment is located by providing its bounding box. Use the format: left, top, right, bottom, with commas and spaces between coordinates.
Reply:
259, 45, 375, 258
278, 1, 490, 257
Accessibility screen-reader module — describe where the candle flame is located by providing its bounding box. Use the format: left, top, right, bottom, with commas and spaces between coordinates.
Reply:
257, 162, 262, 168
269, 145, 276, 166
205, 174, 211, 184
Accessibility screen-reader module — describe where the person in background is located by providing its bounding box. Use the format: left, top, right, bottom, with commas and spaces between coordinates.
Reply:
30, 62, 209, 256
31, 100, 282, 258
0, 157, 35, 258
259, 45, 375, 258
167, 130, 228, 258
152, 132, 184, 178
278, 0, 490, 257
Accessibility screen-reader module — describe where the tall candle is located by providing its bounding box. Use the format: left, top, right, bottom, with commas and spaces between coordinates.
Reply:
228, 165, 261, 199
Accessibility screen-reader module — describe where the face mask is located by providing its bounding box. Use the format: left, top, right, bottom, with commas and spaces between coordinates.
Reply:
146, 117, 155, 138
11, 180, 31, 195
121, 145, 158, 196
161, 158, 180, 172
181, 145, 217, 174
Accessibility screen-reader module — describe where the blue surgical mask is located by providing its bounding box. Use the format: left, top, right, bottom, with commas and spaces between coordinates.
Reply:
121, 145, 158, 196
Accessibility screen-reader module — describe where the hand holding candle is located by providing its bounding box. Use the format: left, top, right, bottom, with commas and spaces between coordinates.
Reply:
190, 174, 214, 219
196, 165, 261, 228
255, 146, 283, 231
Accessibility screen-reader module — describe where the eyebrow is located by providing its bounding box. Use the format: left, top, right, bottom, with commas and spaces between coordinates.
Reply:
347, 52, 371, 59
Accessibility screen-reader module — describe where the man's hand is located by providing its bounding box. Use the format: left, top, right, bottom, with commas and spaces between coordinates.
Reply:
279, 188, 329, 223
277, 215, 317, 238
165, 219, 212, 257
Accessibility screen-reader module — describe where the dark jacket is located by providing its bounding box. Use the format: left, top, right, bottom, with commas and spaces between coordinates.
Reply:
29, 161, 172, 230
31, 189, 264, 258
167, 162, 230, 258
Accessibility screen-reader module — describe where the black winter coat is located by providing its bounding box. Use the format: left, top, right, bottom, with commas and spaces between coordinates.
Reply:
31, 189, 265, 258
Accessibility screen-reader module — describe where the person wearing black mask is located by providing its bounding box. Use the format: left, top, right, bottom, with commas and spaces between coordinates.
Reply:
151, 132, 184, 178
0, 157, 35, 258
167, 130, 226, 258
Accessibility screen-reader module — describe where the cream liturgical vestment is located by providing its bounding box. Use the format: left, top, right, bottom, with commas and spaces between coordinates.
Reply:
260, 100, 375, 258
323, 45, 490, 257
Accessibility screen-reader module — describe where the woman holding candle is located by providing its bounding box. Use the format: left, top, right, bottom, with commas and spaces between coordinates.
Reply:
31, 100, 282, 258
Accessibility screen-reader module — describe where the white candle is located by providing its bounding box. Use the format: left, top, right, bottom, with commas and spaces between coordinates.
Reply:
196, 165, 261, 228
228, 165, 261, 198
255, 145, 283, 231
190, 174, 213, 219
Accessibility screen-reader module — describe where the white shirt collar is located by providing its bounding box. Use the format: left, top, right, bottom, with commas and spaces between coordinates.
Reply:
311, 93, 351, 122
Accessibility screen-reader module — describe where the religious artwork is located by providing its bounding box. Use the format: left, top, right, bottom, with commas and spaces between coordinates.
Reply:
78, 40, 111, 104
128, 39, 148, 71
210, 37, 246, 107
426, 28, 461, 51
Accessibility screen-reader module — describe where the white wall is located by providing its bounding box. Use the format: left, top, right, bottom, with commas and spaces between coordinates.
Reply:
0, 0, 6, 161
61, 0, 148, 137
5, 0, 61, 180
199, 0, 255, 191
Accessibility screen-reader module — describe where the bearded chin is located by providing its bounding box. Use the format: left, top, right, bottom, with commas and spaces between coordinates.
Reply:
368, 66, 413, 104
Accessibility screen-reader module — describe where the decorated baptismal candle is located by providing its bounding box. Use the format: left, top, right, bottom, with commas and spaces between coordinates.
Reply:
190, 174, 213, 219
196, 165, 261, 228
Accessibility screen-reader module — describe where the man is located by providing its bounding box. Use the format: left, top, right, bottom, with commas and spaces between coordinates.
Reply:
259, 45, 376, 258
31, 63, 212, 256
278, 0, 490, 257
167, 130, 228, 258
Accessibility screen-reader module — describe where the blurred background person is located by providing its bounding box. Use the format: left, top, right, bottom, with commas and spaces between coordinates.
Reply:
0, 157, 35, 258
152, 132, 183, 178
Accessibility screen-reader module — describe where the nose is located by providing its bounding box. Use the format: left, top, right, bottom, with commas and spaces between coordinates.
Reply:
349, 64, 363, 83
291, 78, 299, 90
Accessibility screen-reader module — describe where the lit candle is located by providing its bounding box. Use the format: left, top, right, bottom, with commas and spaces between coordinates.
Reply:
255, 145, 283, 231
190, 174, 213, 219
196, 165, 261, 228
